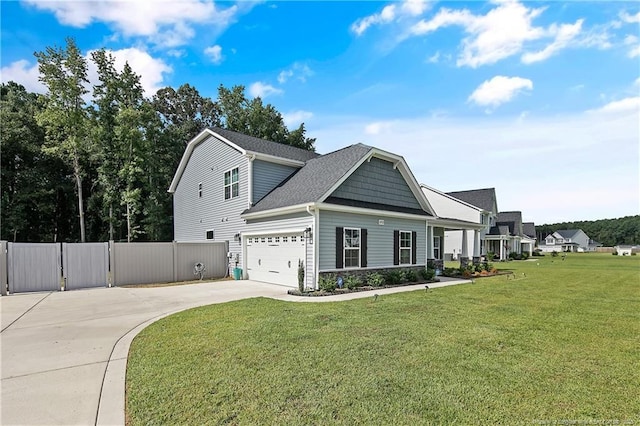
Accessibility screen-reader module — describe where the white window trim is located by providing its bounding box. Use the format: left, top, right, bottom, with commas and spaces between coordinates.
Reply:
224, 167, 239, 200
399, 230, 412, 265
344, 227, 361, 269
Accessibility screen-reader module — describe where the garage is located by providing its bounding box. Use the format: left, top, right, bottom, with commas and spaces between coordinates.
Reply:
245, 232, 306, 287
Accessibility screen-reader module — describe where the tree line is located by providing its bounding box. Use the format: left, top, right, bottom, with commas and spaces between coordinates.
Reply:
1, 38, 315, 243
535, 215, 640, 247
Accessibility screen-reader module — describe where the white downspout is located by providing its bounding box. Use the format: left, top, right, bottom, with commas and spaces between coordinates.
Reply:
305, 205, 316, 290
247, 154, 256, 210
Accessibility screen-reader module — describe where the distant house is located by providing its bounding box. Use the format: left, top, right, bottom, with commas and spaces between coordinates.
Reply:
486, 211, 535, 259
441, 188, 498, 261
539, 229, 600, 253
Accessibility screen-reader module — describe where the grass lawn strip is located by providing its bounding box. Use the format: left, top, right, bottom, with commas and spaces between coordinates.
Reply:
126, 254, 640, 424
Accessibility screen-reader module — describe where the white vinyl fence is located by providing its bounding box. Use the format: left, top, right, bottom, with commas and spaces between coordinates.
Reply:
0, 241, 228, 294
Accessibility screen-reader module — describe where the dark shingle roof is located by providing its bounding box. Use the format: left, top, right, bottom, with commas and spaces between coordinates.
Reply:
210, 127, 320, 163
555, 229, 581, 239
523, 222, 536, 239
246, 144, 372, 213
446, 188, 497, 212
489, 225, 511, 236
496, 211, 523, 236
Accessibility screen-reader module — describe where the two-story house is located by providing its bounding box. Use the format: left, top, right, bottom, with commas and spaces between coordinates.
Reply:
440, 188, 498, 261
538, 229, 599, 252
170, 128, 461, 289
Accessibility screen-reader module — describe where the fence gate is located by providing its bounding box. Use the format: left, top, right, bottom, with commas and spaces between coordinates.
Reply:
8, 243, 61, 293
62, 242, 109, 290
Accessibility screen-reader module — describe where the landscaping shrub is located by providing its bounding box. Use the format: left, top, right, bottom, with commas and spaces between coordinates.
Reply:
551, 251, 559, 257
366, 272, 385, 286
420, 268, 435, 281
344, 274, 363, 290
298, 260, 305, 293
318, 274, 337, 292
442, 267, 459, 277
404, 269, 418, 282
521, 252, 529, 260
385, 270, 403, 285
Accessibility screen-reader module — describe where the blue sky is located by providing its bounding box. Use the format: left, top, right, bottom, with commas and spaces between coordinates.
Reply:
2, 0, 639, 225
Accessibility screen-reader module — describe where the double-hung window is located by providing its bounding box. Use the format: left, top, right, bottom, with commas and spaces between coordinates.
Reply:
399, 231, 412, 264
344, 228, 360, 268
224, 168, 239, 200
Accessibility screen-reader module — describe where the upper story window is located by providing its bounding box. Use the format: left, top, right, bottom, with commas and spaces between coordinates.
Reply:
434, 236, 441, 260
399, 231, 412, 265
344, 228, 361, 268
224, 167, 239, 200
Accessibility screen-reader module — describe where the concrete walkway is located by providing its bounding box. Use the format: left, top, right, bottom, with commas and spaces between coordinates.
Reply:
0, 277, 470, 425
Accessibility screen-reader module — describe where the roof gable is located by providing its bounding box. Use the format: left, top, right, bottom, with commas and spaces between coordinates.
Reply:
523, 222, 536, 238
168, 128, 319, 193
244, 144, 435, 216
446, 188, 497, 213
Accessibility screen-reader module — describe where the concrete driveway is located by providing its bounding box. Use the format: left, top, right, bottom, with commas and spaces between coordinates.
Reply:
1, 277, 468, 425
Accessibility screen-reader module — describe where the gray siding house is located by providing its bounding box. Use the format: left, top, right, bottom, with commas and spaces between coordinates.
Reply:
170, 128, 445, 289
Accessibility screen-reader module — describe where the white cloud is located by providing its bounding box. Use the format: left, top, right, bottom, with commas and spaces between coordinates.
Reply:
624, 35, 640, 58
283, 110, 313, 127
248, 81, 283, 99
521, 19, 583, 64
588, 97, 640, 115
629, 45, 640, 58
410, 2, 547, 67
427, 51, 440, 63
351, 0, 430, 35
204, 45, 223, 64
277, 62, 314, 84
620, 11, 640, 24
23, 0, 240, 47
365, 121, 394, 135
468, 76, 533, 108
87, 48, 172, 96
0, 59, 46, 93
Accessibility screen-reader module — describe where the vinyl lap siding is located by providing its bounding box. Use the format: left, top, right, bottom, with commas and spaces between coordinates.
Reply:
252, 160, 297, 203
331, 157, 422, 210
318, 210, 426, 271
173, 135, 248, 268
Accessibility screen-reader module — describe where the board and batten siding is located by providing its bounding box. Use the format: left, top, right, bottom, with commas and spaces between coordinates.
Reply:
252, 160, 297, 203
173, 135, 248, 268
318, 210, 426, 271
244, 213, 315, 288
330, 157, 422, 210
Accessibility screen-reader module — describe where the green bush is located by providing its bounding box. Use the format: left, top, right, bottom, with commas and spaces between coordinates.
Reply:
442, 267, 459, 277
405, 269, 418, 282
344, 274, 363, 290
385, 270, 403, 285
318, 274, 337, 292
421, 268, 435, 281
366, 272, 385, 286
551, 251, 559, 257
521, 252, 529, 260
298, 260, 305, 292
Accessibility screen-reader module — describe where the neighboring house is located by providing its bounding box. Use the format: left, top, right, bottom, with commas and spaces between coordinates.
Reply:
442, 188, 498, 260
522, 222, 537, 255
170, 128, 456, 289
538, 229, 598, 252
421, 185, 487, 265
485, 211, 533, 259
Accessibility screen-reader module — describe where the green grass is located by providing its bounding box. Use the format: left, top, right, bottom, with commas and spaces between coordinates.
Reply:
126, 253, 640, 425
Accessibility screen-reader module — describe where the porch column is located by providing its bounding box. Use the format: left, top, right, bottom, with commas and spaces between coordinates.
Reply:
460, 229, 469, 268
500, 238, 505, 261
427, 226, 434, 260
472, 230, 481, 264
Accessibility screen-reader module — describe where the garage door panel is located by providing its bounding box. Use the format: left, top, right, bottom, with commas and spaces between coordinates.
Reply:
246, 233, 305, 287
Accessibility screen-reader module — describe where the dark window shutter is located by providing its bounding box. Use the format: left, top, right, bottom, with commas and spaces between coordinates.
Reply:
336, 227, 344, 269
412, 231, 417, 264
361, 229, 368, 268
393, 230, 400, 265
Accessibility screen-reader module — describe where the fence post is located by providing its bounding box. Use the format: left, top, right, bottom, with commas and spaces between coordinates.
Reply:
172, 241, 179, 283
0, 241, 7, 296
109, 240, 115, 287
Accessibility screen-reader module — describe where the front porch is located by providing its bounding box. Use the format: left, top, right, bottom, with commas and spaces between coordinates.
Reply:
428, 219, 485, 270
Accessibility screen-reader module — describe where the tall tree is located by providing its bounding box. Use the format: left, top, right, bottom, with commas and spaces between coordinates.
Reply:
35, 37, 90, 242
217, 84, 316, 151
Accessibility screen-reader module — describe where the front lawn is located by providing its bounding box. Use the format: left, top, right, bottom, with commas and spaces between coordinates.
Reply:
126, 253, 639, 424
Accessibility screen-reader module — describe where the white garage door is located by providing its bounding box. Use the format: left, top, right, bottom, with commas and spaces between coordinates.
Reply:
246, 233, 305, 287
